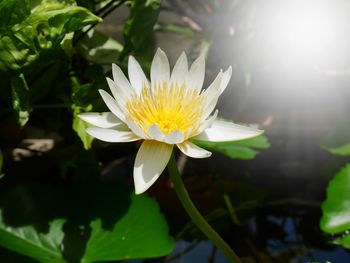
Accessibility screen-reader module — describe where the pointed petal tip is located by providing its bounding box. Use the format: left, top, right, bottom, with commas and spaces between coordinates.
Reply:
128, 55, 150, 92
187, 53, 206, 92
226, 66, 233, 76
151, 48, 170, 86
170, 52, 189, 86
98, 88, 105, 95
156, 47, 165, 54
194, 120, 264, 142
106, 78, 115, 90
177, 141, 212, 158
128, 55, 138, 65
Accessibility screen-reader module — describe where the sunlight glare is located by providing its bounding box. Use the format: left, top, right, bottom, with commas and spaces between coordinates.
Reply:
258, 0, 346, 65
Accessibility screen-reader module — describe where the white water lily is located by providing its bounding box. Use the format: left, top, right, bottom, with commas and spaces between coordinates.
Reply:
79, 48, 263, 194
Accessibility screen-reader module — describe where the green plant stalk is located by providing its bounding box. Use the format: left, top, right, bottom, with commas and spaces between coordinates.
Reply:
167, 153, 242, 263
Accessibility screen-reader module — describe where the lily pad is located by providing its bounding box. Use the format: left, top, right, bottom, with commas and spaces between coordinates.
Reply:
320, 164, 350, 248
81, 193, 175, 262
0, 213, 67, 263
194, 134, 270, 160
322, 121, 350, 156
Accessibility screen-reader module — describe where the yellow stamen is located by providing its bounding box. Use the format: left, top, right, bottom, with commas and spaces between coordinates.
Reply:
126, 82, 204, 138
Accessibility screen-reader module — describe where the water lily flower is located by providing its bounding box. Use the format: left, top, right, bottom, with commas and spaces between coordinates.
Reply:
79, 49, 263, 194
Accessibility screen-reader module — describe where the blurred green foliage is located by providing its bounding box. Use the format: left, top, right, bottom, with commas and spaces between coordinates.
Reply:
322, 121, 350, 156
320, 164, 350, 248
0, 216, 67, 263
195, 134, 270, 160
321, 122, 350, 248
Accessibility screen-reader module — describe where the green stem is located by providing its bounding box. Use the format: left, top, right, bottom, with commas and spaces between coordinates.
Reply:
167, 153, 242, 263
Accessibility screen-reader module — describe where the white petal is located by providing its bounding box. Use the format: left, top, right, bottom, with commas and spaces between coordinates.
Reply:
219, 66, 232, 95
170, 52, 188, 87
187, 54, 205, 92
134, 141, 173, 194
98, 89, 126, 122
128, 56, 150, 94
147, 124, 185, 144
125, 119, 147, 139
194, 120, 263, 142
106, 77, 130, 103
202, 71, 223, 97
163, 130, 185, 144
201, 72, 223, 120
112, 63, 132, 91
148, 124, 164, 141
177, 141, 211, 158
86, 127, 140, 142
195, 109, 219, 136
151, 48, 170, 89
78, 112, 125, 129
201, 66, 232, 120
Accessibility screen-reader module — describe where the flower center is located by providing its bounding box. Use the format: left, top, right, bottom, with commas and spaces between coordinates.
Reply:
126, 82, 204, 137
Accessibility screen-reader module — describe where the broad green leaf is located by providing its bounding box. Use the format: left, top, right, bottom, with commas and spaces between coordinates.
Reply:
121, 0, 161, 58
194, 134, 270, 160
76, 29, 123, 64
0, 0, 102, 71
71, 77, 94, 149
60, 32, 74, 57
11, 73, 31, 127
0, 211, 67, 263
81, 194, 175, 263
322, 121, 350, 156
72, 112, 93, 149
0, 35, 36, 71
0, 0, 31, 30
320, 164, 350, 248
12, 1, 102, 50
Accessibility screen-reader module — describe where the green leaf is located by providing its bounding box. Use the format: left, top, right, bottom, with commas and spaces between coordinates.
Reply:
72, 113, 93, 150
13, 1, 102, 49
11, 73, 31, 127
194, 134, 270, 160
121, 0, 161, 58
76, 29, 123, 64
0, 211, 67, 263
322, 121, 350, 156
71, 77, 94, 149
320, 164, 350, 248
81, 194, 175, 262
0, 0, 31, 30
0, 35, 36, 71
0, 0, 102, 71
